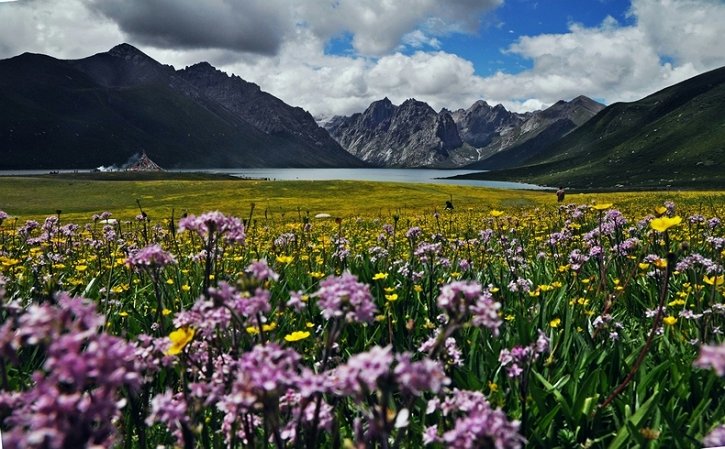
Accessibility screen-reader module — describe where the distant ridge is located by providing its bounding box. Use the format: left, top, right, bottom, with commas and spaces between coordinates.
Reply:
0, 44, 366, 169
454, 65, 725, 188
326, 96, 603, 168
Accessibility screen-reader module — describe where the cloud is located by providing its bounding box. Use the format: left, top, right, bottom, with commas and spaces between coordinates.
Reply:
0, 0, 124, 59
296, 0, 502, 56
483, 0, 725, 107
631, 0, 725, 70
85, 0, 291, 55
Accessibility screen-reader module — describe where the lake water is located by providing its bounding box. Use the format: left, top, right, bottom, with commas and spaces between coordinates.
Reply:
1, 168, 546, 190
184, 168, 547, 190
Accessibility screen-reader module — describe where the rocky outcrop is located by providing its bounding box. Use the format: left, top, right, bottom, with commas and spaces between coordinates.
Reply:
326, 98, 464, 167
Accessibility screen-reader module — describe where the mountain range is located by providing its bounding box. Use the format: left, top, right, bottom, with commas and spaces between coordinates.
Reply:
1, 44, 723, 188
0, 43, 365, 169
325, 94, 604, 168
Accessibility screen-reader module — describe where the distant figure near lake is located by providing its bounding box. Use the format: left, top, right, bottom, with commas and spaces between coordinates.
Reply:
556, 186, 566, 203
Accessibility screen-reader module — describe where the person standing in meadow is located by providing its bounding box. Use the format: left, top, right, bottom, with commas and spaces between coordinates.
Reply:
556, 186, 566, 202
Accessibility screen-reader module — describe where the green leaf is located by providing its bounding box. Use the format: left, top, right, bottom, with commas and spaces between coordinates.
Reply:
607, 389, 659, 449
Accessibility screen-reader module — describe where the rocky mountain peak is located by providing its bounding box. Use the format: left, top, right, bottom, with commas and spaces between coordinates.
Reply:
470, 100, 491, 111
361, 97, 396, 129
325, 97, 464, 167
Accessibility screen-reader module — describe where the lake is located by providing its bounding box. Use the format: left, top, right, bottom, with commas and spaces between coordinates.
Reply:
1, 168, 547, 190
184, 168, 547, 190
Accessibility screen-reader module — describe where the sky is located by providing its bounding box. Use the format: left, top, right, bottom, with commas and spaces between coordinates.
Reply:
1, 0, 725, 120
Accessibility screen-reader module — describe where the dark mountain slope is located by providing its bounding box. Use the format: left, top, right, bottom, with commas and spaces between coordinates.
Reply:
0, 44, 365, 169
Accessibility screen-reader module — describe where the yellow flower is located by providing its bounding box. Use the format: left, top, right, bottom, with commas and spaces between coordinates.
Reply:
309, 271, 325, 279
162, 308, 172, 316
166, 278, 174, 285
592, 203, 613, 210
75, 264, 88, 272
119, 311, 129, 317
662, 316, 677, 326
549, 318, 561, 328
638, 262, 650, 270
305, 322, 315, 328
538, 284, 554, 292
649, 216, 682, 232
385, 293, 399, 302
704, 275, 724, 286
504, 314, 515, 321
489, 210, 504, 217
488, 381, 498, 393
414, 284, 423, 293
166, 327, 195, 355
181, 284, 191, 292
372, 272, 389, 280
654, 258, 668, 269
276, 255, 294, 264
654, 206, 668, 216
284, 331, 311, 342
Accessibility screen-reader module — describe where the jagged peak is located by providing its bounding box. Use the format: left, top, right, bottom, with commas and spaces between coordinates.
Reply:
469, 99, 491, 110
182, 61, 223, 75
399, 98, 434, 110
188, 61, 215, 70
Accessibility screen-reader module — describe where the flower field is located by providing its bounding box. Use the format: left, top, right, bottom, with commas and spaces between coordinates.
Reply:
0, 194, 724, 448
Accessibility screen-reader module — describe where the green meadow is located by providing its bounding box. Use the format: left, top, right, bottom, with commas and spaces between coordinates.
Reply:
1, 174, 724, 222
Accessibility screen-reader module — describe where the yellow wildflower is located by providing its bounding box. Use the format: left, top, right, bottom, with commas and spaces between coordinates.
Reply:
654, 206, 668, 216
649, 216, 682, 232
181, 284, 191, 292
592, 203, 613, 210
284, 331, 311, 342
276, 255, 294, 264
385, 293, 399, 302
162, 308, 172, 316
372, 272, 389, 280
703, 275, 724, 286
489, 210, 504, 217
549, 318, 561, 328
166, 327, 195, 356
663, 316, 677, 326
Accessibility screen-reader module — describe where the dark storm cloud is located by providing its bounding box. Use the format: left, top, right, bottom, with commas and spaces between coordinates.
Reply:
85, 0, 290, 55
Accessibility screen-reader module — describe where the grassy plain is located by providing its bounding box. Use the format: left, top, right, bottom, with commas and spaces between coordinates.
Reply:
2, 174, 724, 223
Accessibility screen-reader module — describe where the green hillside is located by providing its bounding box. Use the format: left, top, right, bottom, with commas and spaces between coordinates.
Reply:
456, 66, 725, 188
